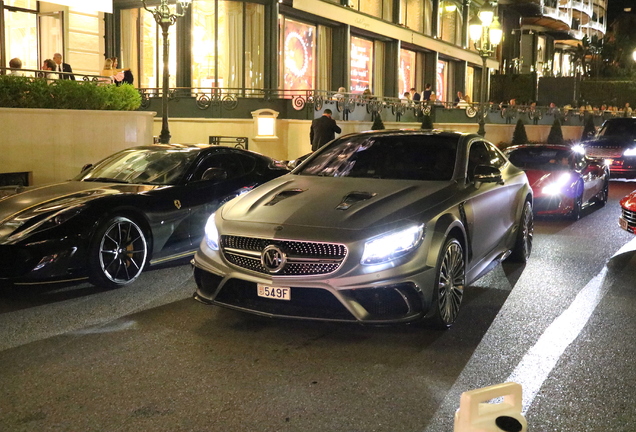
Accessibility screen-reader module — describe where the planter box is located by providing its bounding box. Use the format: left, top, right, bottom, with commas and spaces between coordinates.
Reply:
0, 108, 155, 185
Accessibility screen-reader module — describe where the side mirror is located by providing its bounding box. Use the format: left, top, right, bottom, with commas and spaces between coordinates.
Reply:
201, 167, 228, 182
473, 165, 503, 186
80, 163, 93, 174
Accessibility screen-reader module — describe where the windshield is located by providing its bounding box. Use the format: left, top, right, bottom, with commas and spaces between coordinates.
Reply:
77, 148, 199, 185
296, 134, 458, 181
506, 148, 572, 171
598, 120, 636, 137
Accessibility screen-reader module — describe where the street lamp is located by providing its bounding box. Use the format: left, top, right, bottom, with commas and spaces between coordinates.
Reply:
469, 2, 502, 136
141, 0, 192, 144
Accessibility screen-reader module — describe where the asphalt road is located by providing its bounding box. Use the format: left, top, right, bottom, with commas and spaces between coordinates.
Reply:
1, 181, 636, 432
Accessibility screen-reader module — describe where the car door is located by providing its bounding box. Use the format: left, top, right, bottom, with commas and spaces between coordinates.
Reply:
575, 153, 602, 203
464, 140, 517, 263
183, 150, 259, 247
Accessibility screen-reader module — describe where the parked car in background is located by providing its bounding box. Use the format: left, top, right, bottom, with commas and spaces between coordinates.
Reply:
193, 130, 534, 329
619, 190, 636, 234
504, 144, 609, 220
583, 117, 636, 178
0, 144, 289, 289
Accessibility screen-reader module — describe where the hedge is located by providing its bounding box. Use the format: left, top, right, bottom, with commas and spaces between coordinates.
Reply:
0, 75, 141, 111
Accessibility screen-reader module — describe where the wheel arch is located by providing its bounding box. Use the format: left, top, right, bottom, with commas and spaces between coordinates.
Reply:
88, 205, 154, 261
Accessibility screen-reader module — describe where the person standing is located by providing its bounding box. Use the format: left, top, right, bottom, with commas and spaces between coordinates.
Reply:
53, 53, 74, 80
310, 109, 341, 152
423, 83, 432, 101
409, 87, 421, 101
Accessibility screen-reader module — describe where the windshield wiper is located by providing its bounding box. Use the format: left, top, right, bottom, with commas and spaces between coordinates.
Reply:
83, 177, 131, 184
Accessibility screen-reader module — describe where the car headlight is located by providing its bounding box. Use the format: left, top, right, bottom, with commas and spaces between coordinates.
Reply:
542, 172, 572, 196
204, 212, 219, 250
4, 205, 84, 243
361, 225, 424, 265
624, 148, 636, 157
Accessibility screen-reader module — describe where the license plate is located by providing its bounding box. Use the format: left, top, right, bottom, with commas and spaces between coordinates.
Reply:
619, 217, 628, 231
257, 284, 291, 300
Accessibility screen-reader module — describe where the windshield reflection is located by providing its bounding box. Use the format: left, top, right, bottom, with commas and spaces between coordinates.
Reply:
77, 148, 199, 185
297, 135, 458, 181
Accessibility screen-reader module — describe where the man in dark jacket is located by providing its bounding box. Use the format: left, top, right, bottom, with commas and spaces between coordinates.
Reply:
310, 109, 341, 151
53, 53, 74, 80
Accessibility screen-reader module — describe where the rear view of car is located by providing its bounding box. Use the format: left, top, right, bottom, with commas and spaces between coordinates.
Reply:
584, 118, 636, 178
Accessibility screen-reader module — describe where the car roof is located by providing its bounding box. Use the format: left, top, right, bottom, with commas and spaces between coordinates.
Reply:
505, 144, 572, 151
601, 118, 636, 125
340, 128, 480, 141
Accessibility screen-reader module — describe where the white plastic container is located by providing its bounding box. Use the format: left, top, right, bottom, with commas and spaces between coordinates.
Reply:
454, 382, 527, 432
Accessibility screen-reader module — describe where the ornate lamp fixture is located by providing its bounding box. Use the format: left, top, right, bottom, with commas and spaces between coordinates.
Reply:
141, 0, 192, 144
469, 2, 502, 136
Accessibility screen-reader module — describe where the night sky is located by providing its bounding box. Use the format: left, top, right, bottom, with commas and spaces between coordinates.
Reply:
607, 0, 633, 24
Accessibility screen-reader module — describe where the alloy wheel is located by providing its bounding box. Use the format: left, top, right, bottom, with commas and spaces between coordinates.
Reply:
437, 240, 465, 325
98, 218, 147, 284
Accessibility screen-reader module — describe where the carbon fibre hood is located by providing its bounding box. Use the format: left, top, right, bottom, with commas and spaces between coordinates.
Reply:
220, 174, 455, 230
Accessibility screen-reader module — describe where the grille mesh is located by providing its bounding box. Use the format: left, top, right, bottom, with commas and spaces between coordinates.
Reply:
221, 235, 347, 276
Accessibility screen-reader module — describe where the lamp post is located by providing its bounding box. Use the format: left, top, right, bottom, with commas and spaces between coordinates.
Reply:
469, 2, 502, 136
141, 0, 192, 144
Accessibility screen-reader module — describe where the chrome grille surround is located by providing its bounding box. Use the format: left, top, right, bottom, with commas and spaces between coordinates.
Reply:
622, 207, 636, 229
221, 235, 348, 276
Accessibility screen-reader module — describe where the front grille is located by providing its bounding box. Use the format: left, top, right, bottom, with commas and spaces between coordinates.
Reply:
214, 278, 355, 320
221, 235, 347, 276
622, 207, 636, 228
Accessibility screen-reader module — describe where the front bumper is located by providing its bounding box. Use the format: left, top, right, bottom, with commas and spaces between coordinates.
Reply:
192, 246, 437, 324
533, 195, 576, 216
0, 235, 87, 285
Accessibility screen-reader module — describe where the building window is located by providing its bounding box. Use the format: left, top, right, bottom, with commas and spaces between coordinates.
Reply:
4, 0, 37, 9
437, 59, 448, 102
349, 0, 392, 21
439, 0, 462, 45
399, 48, 416, 97
350, 36, 373, 93
4, 8, 38, 70
122, 5, 177, 89
399, 0, 432, 35
191, 1, 265, 90
279, 18, 316, 91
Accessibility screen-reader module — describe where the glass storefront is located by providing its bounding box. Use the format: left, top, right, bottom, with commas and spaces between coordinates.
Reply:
4, 8, 38, 70
191, 1, 264, 90
437, 59, 448, 102
399, 48, 416, 97
280, 18, 316, 91
351, 36, 373, 94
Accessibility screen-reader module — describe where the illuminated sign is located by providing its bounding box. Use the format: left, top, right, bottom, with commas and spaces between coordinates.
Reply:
350, 37, 373, 93
283, 19, 315, 91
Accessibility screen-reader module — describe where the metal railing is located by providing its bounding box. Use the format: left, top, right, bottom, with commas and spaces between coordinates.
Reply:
0, 67, 114, 82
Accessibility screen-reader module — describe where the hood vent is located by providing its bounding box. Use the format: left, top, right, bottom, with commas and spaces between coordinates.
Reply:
264, 188, 306, 206
336, 191, 377, 210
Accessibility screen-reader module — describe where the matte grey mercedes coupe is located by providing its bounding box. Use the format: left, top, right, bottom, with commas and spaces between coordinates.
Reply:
192, 130, 533, 328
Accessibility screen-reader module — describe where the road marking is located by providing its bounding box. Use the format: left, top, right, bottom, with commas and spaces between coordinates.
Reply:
424, 236, 636, 431
506, 268, 609, 413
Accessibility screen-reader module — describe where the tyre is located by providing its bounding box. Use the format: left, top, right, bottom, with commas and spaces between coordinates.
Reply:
509, 201, 533, 263
428, 237, 465, 329
88, 215, 148, 288
569, 193, 583, 220
596, 178, 609, 207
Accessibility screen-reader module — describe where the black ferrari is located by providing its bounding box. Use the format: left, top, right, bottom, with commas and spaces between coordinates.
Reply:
0, 144, 289, 288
